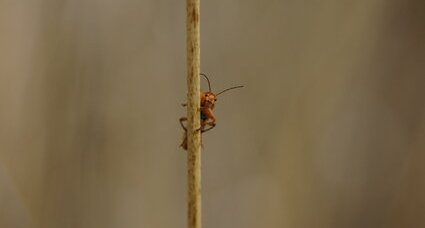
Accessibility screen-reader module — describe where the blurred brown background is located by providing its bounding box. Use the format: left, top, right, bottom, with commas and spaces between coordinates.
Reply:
1, 0, 424, 228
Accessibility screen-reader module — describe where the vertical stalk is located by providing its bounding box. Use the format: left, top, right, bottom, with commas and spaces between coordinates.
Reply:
186, 0, 201, 228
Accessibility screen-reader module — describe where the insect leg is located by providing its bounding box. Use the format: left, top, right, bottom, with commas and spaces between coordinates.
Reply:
201, 124, 215, 133
179, 117, 188, 131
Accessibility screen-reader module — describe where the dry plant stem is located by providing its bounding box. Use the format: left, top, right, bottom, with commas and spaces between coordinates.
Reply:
186, 0, 201, 228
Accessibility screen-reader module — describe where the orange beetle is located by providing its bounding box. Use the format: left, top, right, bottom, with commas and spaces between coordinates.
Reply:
179, 73, 243, 150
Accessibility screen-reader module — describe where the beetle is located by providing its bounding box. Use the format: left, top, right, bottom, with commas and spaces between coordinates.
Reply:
179, 73, 243, 150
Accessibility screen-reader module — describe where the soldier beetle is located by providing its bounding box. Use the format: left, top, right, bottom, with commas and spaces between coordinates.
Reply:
180, 73, 243, 150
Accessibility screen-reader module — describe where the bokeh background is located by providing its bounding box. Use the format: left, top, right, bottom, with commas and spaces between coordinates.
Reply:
1, 0, 424, 228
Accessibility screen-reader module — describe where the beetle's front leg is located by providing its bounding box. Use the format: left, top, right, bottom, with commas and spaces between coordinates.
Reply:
203, 108, 216, 126
199, 108, 216, 133
201, 123, 215, 133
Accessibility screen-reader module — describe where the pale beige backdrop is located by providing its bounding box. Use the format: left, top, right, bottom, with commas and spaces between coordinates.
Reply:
1, 1, 424, 228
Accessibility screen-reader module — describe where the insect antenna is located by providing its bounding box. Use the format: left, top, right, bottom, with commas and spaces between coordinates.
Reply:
200, 73, 212, 92
216, 85, 244, 97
